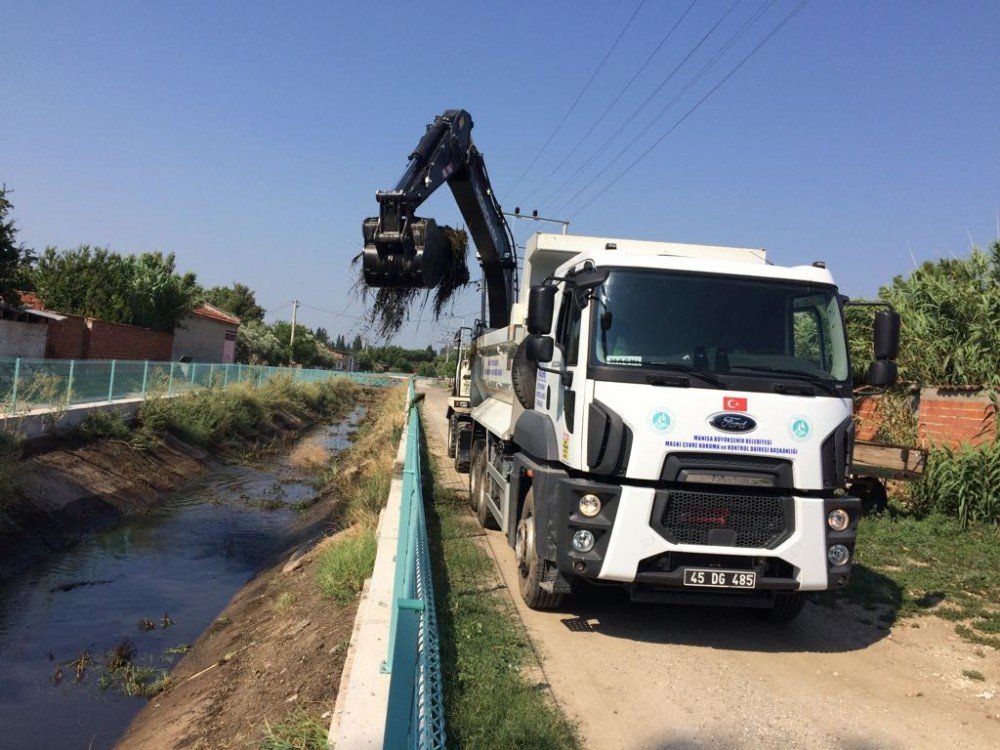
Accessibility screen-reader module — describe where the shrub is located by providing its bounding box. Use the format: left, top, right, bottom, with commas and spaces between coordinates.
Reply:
316, 527, 377, 605
847, 241, 1000, 387
912, 394, 1000, 526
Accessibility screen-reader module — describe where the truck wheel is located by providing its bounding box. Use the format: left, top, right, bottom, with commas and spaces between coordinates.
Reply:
515, 490, 563, 610
472, 449, 499, 530
851, 477, 888, 516
757, 592, 805, 623
447, 417, 456, 458
469, 441, 484, 513
453, 428, 469, 473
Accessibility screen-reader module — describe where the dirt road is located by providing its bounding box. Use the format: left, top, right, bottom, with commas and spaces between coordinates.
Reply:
420, 383, 1000, 750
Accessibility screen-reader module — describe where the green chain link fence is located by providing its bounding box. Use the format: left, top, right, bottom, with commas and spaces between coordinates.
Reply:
0, 357, 396, 415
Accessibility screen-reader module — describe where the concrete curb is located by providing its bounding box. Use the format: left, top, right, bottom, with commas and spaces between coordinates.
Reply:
328, 402, 410, 749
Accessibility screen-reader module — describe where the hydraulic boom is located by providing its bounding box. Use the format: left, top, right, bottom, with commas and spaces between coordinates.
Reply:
361, 109, 516, 328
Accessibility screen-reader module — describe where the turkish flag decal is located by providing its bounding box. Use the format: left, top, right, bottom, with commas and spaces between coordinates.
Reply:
723, 396, 748, 411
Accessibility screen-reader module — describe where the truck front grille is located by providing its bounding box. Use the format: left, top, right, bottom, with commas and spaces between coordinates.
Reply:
658, 490, 792, 549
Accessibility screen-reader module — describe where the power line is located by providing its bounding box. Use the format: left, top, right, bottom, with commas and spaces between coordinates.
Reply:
559, 0, 777, 214
541, 0, 743, 210
570, 0, 813, 218
518, 0, 699, 207
505, 0, 647, 196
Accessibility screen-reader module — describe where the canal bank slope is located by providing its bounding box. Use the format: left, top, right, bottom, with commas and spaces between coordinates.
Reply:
0, 376, 363, 577
115, 384, 407, 750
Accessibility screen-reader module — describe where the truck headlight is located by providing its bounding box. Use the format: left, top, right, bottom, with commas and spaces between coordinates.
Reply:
827, 509, 850, 531
828, 544, 850, 567
578, 494, 602, 518
571, 530, 595, 553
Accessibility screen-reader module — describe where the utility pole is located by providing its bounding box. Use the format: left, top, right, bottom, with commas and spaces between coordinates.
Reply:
290, 299, 300, 365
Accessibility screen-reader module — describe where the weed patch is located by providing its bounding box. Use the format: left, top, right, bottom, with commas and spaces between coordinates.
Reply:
316, 527, 377, 605
78, 410, 130, 440
260, 709, 328, 750
844, 511, 1000, 647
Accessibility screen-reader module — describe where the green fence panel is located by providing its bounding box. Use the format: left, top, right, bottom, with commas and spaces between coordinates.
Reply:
1, 357, 397, 416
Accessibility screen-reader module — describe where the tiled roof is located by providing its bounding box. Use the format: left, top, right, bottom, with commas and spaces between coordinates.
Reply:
191, 303, 241, 326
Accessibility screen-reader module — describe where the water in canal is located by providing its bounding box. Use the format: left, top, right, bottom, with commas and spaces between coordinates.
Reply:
0, 407, 363, 750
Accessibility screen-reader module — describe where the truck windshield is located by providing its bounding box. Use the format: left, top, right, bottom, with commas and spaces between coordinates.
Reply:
592, 269, 849, 382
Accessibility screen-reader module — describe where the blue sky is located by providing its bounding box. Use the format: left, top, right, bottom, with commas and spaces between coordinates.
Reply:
3, 0, 998, 349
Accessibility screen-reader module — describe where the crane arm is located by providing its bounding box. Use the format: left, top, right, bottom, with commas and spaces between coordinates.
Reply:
361, 109, 516, 328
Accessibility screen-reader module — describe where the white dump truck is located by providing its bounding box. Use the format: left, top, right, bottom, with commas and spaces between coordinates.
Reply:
446, 342, 473, 472
362, 110, 900, 621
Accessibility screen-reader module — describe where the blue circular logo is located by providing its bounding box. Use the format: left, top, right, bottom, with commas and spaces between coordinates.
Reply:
790, 416, 812, 441
649, 408, 674, 434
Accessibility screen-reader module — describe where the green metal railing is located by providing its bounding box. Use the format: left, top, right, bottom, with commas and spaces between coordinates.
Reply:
0, 357, 395, 415
382, 380, 446, 749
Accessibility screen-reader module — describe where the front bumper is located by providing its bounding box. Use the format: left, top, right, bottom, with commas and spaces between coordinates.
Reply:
542, 477, 859, 593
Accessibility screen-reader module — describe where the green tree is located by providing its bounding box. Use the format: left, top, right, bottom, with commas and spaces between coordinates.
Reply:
127, 252, 200, 331
314, 326, 330, 345
0, 185, 34, 305
847, 242, 1000, 386
203, 282, 265, 323
31, 245, 133, 322
352, 335, 363, 351
30, 246, 198, 331
236, 320, 283, 364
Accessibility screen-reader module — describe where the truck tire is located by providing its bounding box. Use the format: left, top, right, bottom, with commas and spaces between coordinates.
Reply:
756, 592, 805, 623
453, 426, 470, 473
515, 490, 563, 610
447, 416, 456, 458
850, 477, 888, 516
469, 441, 484, 513
471, 448, 499, 529
511, 340, 537, 410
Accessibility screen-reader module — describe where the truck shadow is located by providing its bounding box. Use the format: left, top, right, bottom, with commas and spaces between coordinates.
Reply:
551, 565, 901, 654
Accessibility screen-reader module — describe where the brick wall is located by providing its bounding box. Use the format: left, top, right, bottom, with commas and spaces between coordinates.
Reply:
43, 315, 174, 360
918, 388, 997, 448
45, 317, 88, 359
853, 395, 883, 441
85, 319, 174, 360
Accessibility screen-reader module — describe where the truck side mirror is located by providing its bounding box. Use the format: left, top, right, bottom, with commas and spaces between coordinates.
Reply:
867, 360, 897, 387
524, 334, 554, 364
527, 285, 557, 335
873, 310, 901, 360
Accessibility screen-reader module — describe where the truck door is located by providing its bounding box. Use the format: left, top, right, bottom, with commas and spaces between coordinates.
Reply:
540, 283, 587, 469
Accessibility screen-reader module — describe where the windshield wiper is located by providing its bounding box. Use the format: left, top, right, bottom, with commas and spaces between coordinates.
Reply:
644, 363, 725, 388
728, 365, 842, 395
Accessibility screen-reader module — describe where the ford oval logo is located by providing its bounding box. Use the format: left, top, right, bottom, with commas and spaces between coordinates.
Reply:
709, 413, 758, 433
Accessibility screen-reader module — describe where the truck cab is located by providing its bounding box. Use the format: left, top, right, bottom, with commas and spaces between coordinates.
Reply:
468, 233, 898, 621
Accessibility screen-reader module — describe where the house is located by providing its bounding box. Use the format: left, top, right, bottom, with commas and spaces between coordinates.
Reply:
0, 305, 56, 358
172, 304, 241, 363
329, 350, 355, 371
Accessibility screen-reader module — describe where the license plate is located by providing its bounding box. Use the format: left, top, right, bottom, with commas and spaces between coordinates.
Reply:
683, 568, 757, 589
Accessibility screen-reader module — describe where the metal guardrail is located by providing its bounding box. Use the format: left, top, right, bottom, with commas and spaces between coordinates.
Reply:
0, 356, 395, 415
382, 380, 446, 749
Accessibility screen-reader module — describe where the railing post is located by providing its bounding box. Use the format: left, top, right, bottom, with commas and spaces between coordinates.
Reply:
141, 360, 149, 397
168, 361, 175, 395
107, 360, 116, 402
10, 358, 20, 414
66, 359, 75, 406
223, 363, 229, 387
190, 362, 197, 388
